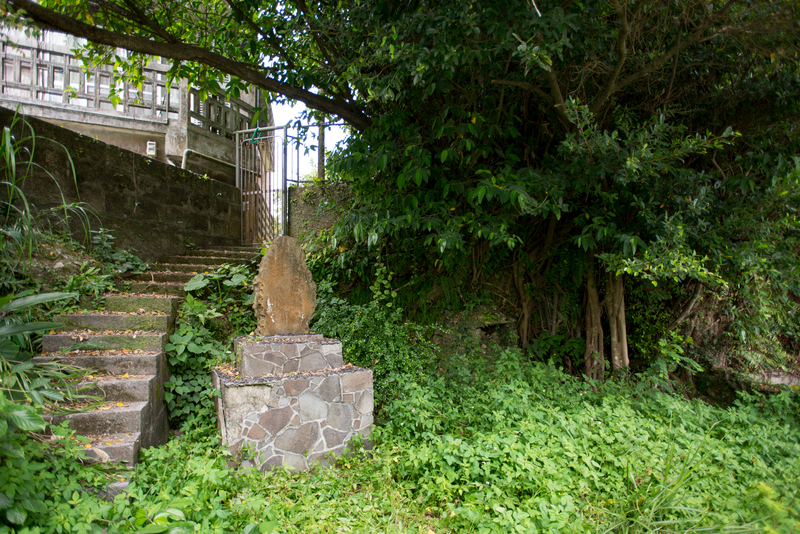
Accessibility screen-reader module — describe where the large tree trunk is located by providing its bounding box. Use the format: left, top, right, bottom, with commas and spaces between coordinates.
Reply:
584, 265, 605, 380
605, 272, 630, 371
514, 258, 533, 347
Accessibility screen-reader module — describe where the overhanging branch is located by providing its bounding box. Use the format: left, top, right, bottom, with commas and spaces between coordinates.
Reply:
6, 0, 372, 130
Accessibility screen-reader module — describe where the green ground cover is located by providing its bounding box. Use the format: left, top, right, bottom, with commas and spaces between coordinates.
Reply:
97, 344, 800, 534
2, 247, 798, 533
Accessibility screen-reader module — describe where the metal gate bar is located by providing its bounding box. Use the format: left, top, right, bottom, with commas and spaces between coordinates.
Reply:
235, 124, 289, 244
234, 121, 346, 244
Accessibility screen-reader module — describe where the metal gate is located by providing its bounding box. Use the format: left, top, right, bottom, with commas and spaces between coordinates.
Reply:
235, 125, 288, 244
235, 122, 343, 244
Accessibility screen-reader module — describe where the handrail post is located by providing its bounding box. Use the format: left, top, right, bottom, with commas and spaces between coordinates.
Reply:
282, 123, 289, 236
235, 131, 242, 245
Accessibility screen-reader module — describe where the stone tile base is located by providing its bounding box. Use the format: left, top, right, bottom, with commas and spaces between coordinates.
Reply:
234, 335, 343, 376
213, 366, 373, 471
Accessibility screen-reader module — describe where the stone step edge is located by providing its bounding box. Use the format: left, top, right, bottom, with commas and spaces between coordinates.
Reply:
93, 294, 183, 314
46, 401, 149, 435
113, 283, 186, 297
42, 332, 167, 353
33, 351, 165, 383
83, 432, 142, 467
78, 375, 156, 403
55, 314, 171, 330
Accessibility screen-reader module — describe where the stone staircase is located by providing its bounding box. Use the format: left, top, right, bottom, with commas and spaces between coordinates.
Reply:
121, 248, 258, 296
33, 246, 262, 470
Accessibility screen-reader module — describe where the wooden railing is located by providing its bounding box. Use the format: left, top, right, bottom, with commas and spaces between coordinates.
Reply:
1, 30, 261, 138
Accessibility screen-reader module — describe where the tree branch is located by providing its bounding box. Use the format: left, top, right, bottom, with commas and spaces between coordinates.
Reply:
669, 282, 703, 331
222, 0, 299, 72
590, 0, 736, 114
288, 0, 354, 102
6, 0, 372, 130
546, 69, 572, 130
491, 79, 553, 105
120, 0, 176, 43
589, 0, 647, 114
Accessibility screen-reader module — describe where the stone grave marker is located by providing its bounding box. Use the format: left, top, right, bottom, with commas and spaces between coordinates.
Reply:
213, 236, 373, 471
252, 236, 316, 335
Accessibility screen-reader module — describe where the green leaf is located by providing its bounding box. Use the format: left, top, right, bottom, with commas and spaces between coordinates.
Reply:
0, 292, 76, 313
0, 339, 20, 360
223, 274, 247, 287
4, 404, 46, 432
5, 506, 26, 525
184, 275, 209, 292
0, 322, 64, 338
10, 361, 34, 373
139, 524, 170, 533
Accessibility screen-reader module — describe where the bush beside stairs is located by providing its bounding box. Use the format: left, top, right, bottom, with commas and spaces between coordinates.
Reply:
32, 246, 262, 482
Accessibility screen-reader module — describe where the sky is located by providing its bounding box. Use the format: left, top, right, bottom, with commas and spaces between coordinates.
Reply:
271, 101, 349, 179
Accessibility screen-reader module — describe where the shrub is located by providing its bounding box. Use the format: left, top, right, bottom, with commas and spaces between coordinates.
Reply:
163, 296, 226, 428
378, 347, 800, 533
311, 297, 436, 406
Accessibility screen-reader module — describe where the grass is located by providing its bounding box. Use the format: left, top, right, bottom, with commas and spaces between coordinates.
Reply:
92, 346, 800, 534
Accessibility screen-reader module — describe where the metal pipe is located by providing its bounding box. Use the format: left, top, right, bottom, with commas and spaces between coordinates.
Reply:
235, 132, 241, 189
235, 132, 242, 245
233, 121, 344, 138
235, 122, 292, 136
180, 148, 235, 171
282, 123, 288, 235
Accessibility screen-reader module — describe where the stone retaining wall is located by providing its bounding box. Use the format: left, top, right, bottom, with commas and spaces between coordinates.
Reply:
213, 367, 373, 471
0, 105, 241, 260
287, 184, 351, 246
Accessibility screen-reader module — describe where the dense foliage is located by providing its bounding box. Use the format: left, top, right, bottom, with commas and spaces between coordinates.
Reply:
40, 346, 800, 534
1, 5, 799, 531
7, 0, 797, 373
311, 270, 436, 405
381, 347, 800, 532
0, 292, 116, 534
165, 262, 258, 428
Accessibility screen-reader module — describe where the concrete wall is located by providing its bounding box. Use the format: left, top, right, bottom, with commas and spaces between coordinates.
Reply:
287, 184, 351, 244
1, 105, 241, 260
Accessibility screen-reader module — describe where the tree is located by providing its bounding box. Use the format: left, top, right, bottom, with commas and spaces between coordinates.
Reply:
3, 0, 799, 374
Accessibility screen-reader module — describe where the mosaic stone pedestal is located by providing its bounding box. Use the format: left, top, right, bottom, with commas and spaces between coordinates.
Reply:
213, 335, 373, 471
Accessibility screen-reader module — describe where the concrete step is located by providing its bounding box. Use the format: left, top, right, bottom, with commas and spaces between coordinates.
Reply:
85, 432, 141, 466
42, 330, 167, 353
150, 263, 212, 273
208, 244, 265, 250
116, 281, 186, 297
34, 350, 165, 377
161, 256, 250, 266
49, 401, 149, 436
181, 249, 260, 260
80, 374, 157, 403
56, 312, 170, 332
102, 294, 182, 315
128, 271, 196, 284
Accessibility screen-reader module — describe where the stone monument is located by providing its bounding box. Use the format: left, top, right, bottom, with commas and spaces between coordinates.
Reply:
212, 236, 373, 471
252, 236, 316, 335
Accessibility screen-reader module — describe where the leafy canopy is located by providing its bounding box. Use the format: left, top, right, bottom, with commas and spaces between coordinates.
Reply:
3, 0, 800, 360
